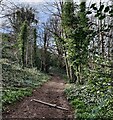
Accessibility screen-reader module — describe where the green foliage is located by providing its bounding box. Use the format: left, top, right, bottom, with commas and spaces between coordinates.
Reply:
65, 57, 113, 119
6, 5, 38, 69
2, 59, 49, 88
11, 6, 36, 33
64, 2, 113, 119
104, 6, 110, 12
1, 59, 50, 109
2, 88, 32, 105
2, 34, 17, 61
62, 1, 91, 83
49, 67, 67, 80
62, 1, 75, 27
90, 3, 97, 10
18, 21, 28, 68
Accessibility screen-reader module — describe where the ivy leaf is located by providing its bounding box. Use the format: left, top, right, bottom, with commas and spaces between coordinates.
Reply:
93, 7, 97, 10
99, 5, 104, 12
109, 9, 113, 14
95, 14, 99, 17
90, 3, 96, 8
104, 6, 109, 12
90, 3, 97, 10
110, 14, 113, 17
86, 11, 92, 14
95, 12, 101, 17
99, 14, 106, 20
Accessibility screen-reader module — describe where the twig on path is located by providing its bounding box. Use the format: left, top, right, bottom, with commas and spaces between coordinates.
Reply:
31, 99, 69, 111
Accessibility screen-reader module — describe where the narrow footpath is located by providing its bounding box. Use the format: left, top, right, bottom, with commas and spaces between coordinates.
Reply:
3, 75, 74, 119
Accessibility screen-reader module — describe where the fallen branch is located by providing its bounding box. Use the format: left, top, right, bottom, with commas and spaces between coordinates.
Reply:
31, 99, 68, 111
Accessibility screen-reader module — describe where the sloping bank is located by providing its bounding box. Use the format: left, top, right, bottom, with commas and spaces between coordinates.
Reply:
65, 83, 113, 120
1, 59, 50, 111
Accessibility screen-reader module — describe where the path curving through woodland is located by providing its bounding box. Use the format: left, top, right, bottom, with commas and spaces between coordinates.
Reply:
3, 75, 74, 119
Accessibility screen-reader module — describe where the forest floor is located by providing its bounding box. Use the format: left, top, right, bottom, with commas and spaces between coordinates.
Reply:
3, 74, 74, 119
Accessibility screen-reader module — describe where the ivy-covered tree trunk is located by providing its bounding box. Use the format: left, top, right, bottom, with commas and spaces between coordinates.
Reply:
111, 30, 113, 85
25, 36, 29, 67
62, 1, 90, 84
30, 41, 33, 68
62, 1, 77, 82
19, 21, 28, 69
64, 47, 71, 79
33, 28, 37, 67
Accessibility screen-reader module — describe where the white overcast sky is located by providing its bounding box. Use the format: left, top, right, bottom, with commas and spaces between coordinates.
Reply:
4, 0, 109, 4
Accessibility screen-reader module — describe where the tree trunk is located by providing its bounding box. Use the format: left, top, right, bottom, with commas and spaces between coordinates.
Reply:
33, 28, 37, 67
25, 39, 28, 67
22, 39, 25, 69
30, 42, 33, 68
64, 48, 70, 79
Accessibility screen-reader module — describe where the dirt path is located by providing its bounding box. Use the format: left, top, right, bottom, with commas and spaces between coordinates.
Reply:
3, 75, 74, 119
